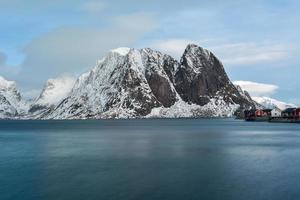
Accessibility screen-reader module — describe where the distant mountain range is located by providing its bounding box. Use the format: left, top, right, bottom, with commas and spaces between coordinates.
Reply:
251, 96, 296, 110
0, 44, 294, 119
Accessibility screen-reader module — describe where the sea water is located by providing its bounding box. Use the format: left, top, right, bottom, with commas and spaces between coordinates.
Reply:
1, 119, 300, 200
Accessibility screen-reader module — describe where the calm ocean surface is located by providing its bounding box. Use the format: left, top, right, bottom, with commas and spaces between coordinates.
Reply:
1, 119, 300, 200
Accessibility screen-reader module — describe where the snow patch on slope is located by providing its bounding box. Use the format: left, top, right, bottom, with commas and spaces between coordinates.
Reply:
148, 98, 239, 118
110, 47, 131, 56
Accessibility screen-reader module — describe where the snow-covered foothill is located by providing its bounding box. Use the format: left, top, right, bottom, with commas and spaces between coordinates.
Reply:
252, 96, 297, 110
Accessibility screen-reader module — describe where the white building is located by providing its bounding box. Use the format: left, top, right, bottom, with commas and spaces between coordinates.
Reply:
271, 108, 282, 118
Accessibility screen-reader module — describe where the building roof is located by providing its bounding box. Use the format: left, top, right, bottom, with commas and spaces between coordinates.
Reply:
282, 108, 296, 113
272, 107, 282, 112
262, 109, 272, 112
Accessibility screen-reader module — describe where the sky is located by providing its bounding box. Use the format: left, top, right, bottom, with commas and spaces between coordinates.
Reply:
0, 0, 299, 104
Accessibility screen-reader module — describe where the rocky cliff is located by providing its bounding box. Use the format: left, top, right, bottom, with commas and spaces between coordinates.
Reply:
41, 44, 256, 119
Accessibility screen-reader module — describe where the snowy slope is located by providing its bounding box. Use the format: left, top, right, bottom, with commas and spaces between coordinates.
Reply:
28, 75, 75, 117
40, 44, 256, 119
147, 99, 240, 118
0, 76, 28, 118
252, 96, 296, 110
43, 48, 175, 119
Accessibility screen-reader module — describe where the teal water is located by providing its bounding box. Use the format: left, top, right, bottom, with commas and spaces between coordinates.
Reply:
1, 119, 300, 200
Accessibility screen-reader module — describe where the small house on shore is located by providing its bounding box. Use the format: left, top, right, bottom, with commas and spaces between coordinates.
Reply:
294, 108, 300, 118
244, 107, 300, 123
271, 108, 282, 118
255, 109, 264, 117
262, 109, 272, 117
244, 109, 271, 121
282, 108, 297, 118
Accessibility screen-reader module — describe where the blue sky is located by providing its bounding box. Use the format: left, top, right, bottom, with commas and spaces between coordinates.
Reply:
0, 0, 299, 104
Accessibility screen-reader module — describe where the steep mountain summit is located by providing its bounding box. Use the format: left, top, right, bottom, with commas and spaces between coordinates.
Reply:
180, 44, 213, 74
175, 44, 255, 109
44, 48, 180, 119
40, 44, 256, 119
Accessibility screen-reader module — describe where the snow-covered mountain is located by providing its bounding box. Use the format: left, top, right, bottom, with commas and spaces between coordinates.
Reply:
252, 96, 296, 110
38, 44, 256, 119
0, 44, 258, 119
28, 76, 75, 117
0, 76, 28, 118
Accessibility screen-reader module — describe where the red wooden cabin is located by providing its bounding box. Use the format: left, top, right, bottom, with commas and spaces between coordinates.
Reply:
255, 109, 264, 117
294, 108, 300, 118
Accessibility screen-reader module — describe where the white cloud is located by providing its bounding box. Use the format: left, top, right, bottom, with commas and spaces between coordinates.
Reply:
22, 75, 76, 100
149, 38, 294, 65
81, 1, 106, 13
150, 39, 195, 59
18, 12, 157, 89
211, 43, 293, 65
233, 80, 279, 97
36, 75, 76, 104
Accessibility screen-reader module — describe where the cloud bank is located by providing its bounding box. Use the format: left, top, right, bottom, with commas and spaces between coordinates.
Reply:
17, 12, 157, 90
0, 52, 6, 65
213, 43, 293, 65
150, 39, 195, 59
149, 39, 293, 65
233, 81, 279, 97
81, 1, 106, 14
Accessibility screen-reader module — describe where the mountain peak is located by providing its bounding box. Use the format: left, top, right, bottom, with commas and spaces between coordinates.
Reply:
185, 43, 199, 49
176, 44, 255, 109
184, 44, 211, 57
181, 44, 214, 72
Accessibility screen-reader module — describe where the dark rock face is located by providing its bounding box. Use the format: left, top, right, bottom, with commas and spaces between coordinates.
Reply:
175, 44, 255, 109
146, 72, 176, 107
28, 104, 47, 113
111, 49, 178, 115
119, 66, 160, 116
161, 55, 178, 84
141, 49, 178, 108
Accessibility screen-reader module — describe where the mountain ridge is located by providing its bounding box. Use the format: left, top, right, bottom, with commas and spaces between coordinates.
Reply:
0, 44, 259, 119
